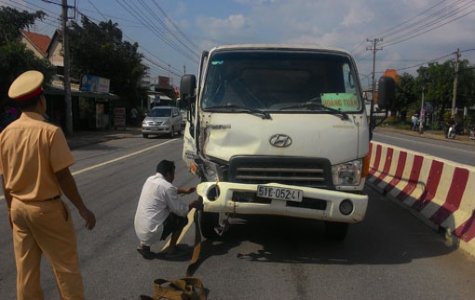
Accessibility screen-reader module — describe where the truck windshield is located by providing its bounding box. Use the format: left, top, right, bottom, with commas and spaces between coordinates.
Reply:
202, 50, 362, 113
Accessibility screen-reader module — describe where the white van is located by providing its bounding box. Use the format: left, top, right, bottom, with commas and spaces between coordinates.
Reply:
141, 106, 182, 138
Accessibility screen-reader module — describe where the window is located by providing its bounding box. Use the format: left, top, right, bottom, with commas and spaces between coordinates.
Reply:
202, 50, 362, 113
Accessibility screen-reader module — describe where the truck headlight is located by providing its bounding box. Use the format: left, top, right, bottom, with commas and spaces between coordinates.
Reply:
331, 159, 362, 186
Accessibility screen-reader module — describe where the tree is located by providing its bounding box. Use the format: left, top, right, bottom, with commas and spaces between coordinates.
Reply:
394, 73, 417, 119
0, 7, 53, 102
68, 16, 149, 108
457, 60, 475, 109
416, 61, 455, 126
0, 7, 54, 131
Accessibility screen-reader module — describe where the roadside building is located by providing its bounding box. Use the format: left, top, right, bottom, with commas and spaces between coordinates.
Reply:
20, 30, 118, 131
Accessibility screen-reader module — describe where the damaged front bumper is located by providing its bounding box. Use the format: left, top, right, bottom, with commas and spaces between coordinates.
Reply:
196, 182, 368, 223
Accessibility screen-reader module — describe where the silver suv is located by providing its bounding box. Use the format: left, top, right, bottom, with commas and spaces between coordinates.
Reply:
142, 106, 182, 138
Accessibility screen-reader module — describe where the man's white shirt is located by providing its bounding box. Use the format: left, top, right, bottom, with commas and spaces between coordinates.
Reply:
134, 173, 189, 244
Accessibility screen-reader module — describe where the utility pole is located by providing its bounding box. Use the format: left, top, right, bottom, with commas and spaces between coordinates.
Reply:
42, 0, 74, 135
366, 38, 383, 130
62, 0, 73, 136
451, 48, 461, 118
419, 86, 425, 134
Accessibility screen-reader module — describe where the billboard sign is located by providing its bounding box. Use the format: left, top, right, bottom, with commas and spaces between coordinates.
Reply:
81, 75, 110, 93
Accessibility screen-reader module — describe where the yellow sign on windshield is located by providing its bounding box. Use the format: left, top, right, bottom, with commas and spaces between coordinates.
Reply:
321, 93, 359, 111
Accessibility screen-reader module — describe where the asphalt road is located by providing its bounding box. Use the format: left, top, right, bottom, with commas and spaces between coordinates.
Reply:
1, 135, 475, 299
373, 129, 475, 166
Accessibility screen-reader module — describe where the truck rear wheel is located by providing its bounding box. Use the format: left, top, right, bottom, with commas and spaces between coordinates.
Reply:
200, 212, 220, 239
324, 221, 349, 241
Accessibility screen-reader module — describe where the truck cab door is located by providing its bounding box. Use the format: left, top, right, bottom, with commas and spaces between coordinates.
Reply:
180, 51, 209, 170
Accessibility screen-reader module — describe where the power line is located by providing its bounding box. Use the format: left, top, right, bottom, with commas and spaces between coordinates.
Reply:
138, 0, 199, 58
382, 3, 475, 47
394, 53, 454, 72
373, 0, 449, 39
149, 0, 200, 50
79, 2, 183, 77
116, 0, 199, 64
8, 0, 62, 27
387, 48, 475, 72
379, 0, 475, 47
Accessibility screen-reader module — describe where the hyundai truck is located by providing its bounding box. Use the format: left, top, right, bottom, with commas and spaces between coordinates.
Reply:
180, 44, 393, 240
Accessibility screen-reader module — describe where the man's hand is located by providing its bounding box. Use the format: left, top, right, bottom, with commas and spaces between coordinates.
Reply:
79, 207, 96, 230
189, 198, 204, 211
178, 187, 196, 194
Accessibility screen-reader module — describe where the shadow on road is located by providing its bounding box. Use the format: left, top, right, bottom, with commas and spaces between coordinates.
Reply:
191, 186, 458, 268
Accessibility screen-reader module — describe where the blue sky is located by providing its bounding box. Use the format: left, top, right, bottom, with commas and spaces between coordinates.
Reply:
2, 0, 475, 89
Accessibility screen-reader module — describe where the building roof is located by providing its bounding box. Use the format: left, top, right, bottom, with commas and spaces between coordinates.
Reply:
21, 30, 51, 57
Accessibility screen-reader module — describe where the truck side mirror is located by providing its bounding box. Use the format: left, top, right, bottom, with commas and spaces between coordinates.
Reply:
180, 74, 197, 103
378, 76, 395, 109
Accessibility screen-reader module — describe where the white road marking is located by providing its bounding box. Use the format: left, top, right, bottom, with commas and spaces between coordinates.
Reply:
1, 137, 195, 252
0, 139, 179, 201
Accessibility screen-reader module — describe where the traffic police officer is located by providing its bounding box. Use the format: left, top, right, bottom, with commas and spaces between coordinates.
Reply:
0, 70, 96, 300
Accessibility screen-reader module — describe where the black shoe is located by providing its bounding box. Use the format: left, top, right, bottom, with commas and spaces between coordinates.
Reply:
137, 245, 155, 260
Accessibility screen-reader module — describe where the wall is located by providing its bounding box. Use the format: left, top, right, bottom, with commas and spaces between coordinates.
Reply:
368, 141, 475, 256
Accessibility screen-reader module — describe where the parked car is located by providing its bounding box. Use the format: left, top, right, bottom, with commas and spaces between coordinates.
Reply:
142, 106, 182, 138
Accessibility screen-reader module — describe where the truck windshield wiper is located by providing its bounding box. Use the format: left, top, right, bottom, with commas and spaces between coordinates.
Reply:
280, 100, 349, 120
205, 104, 272, 120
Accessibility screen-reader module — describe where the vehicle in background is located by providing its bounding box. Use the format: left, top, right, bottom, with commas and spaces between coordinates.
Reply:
141, 106, 182, 138
180, 44, 394, 240
179, 109, 187, 130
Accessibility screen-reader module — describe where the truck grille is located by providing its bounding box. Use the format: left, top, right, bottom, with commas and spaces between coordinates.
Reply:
229, 156, 333, 188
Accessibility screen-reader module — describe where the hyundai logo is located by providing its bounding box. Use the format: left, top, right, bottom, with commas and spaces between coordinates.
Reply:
269, 134, 292, 147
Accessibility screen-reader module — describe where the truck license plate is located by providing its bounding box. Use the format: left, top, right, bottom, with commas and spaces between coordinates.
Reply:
257, 185, 303, 202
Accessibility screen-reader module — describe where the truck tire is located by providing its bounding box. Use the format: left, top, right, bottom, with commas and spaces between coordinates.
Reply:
142, 133, 148, 138
200, 212, 220, 239
324, 221, 348, 241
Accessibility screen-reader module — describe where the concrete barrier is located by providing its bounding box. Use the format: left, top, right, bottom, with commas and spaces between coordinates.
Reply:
368, 141, 475, 255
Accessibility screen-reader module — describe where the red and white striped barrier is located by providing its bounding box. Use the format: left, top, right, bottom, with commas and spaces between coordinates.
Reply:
368, 141, 475, 254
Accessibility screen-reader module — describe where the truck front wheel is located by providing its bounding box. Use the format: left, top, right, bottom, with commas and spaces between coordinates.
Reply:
200, 212, 220, 239
324, 221, 349, 241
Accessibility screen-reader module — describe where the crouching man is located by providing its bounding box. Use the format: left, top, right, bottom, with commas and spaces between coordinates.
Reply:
134, 160, 201, 259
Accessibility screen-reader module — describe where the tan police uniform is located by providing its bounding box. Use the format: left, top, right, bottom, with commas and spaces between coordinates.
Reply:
0, 71, 85, 300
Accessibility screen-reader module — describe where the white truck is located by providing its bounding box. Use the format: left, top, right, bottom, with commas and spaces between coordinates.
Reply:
180, 44, 393, 240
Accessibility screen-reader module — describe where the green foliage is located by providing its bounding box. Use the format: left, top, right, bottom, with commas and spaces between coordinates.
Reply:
389, 58, 474, 129
457, 60, 475, 109
0, 7, 45, 44
394, 73, 417, 114
417, 61, 454, 115
68, 16, 149, 108
0, 7, 53, 103
381, 115, 411, 130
